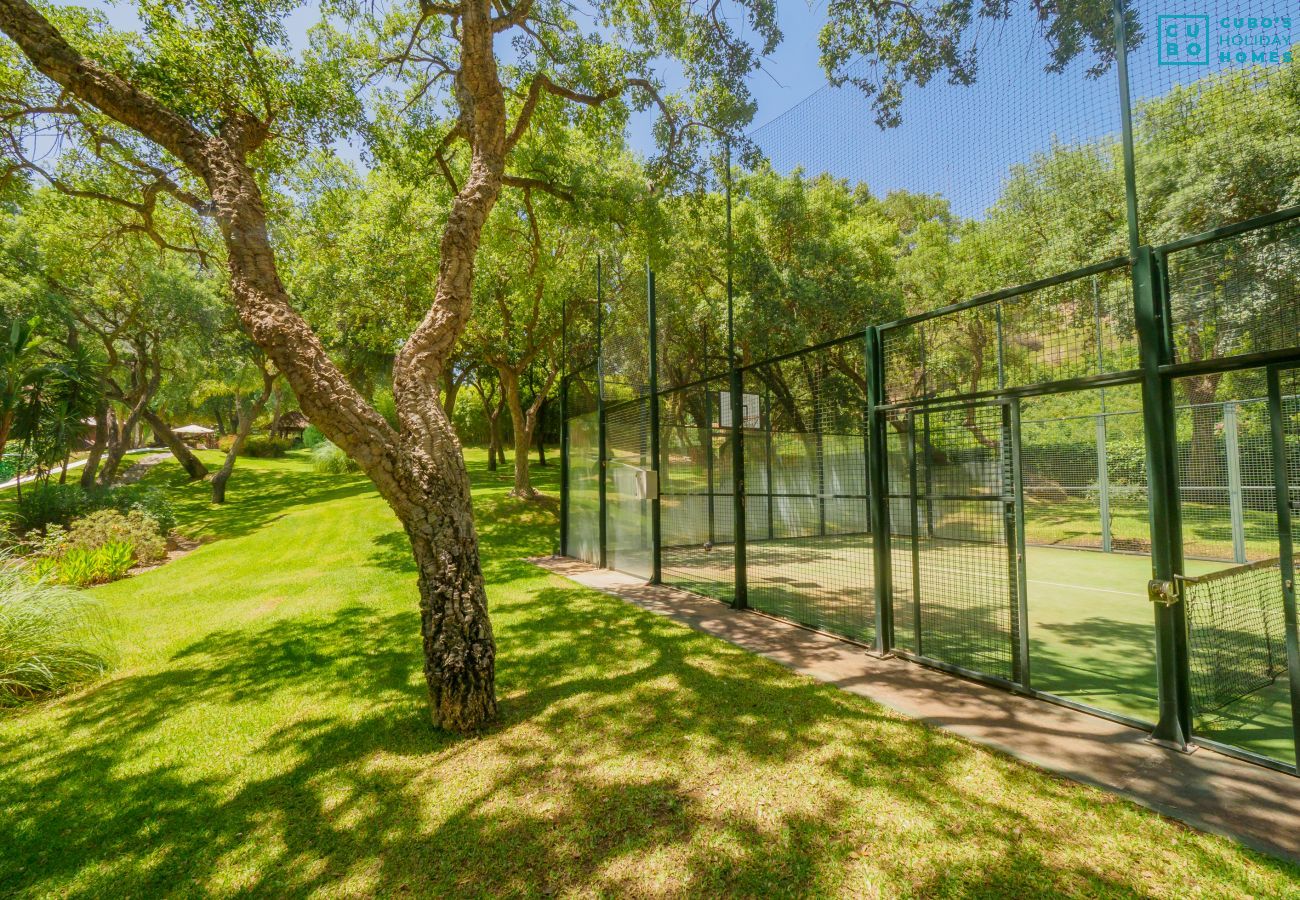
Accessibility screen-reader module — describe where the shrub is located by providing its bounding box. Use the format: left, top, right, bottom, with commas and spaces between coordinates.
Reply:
16, 482, 176, 535
65, 509, 167, 565
15, 482, 92, 532
302, 424, 326, 449
312, 440, 360, 475
106, 485, 176, 536
217, 433, 237, 452
53, 543, 135, 587
0, 564, 116, 705
239, 435, 293, 458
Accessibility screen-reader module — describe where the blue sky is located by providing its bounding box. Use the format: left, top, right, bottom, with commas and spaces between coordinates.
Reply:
81, 1, 1286, 219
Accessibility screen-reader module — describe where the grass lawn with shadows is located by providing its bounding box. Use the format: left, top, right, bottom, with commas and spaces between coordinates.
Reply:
1, 448, 1297, 896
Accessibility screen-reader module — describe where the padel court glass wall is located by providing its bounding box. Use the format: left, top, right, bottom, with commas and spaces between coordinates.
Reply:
561, 210, 1300, 775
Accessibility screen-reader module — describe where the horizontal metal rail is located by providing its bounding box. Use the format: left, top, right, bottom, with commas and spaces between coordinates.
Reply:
877, 256, 1130, 334
1155, 204, 1300, 256
877, 369, 1144, 411
1175, 557, 1281, 587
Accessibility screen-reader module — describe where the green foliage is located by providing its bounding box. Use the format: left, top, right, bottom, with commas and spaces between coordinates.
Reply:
311, 440, 360, 475
44, 543, 135, 588
15, 482, 176, 536
64, 509, 168, 565
0, 563, 115, 705
239, 435, 294, 458
301, 424, 326, 448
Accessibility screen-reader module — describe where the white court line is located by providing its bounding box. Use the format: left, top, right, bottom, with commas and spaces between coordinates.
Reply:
1028, 578, 1144, 598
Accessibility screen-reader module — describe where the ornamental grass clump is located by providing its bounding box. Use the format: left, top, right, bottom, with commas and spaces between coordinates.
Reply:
0, 561, 115, 706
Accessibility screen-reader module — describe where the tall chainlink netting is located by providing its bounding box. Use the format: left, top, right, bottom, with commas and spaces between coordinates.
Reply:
1127, 0, 1300, 244
658, 378, 736, 603
604, 399, 653, 580
740, 338, 874, 644
559, 0, 1300, 770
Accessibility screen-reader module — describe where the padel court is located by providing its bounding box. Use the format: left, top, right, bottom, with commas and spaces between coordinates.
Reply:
562, 212, 1300, 776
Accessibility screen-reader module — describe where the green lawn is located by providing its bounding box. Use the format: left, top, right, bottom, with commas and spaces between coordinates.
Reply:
2, 449, 1297, 896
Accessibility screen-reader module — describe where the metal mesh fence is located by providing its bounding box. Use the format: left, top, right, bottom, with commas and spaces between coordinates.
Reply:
1182, 560, 1288, 717
1167, 219, 1300, 366
889, 402, 1022, 680
658, 378, 735, 603
604, 399, 653, 580
741, 339, 874, 643
557, 0, 1300, 768
880, 263, 1137, 406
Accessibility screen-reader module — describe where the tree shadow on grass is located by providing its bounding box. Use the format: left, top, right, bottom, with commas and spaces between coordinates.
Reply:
2, 580, 1289, 897
3, 453, 1293, 895
141, 456, 378, 543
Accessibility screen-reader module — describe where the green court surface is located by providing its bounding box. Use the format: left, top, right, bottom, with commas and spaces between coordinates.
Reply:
659, 536, 1296, 766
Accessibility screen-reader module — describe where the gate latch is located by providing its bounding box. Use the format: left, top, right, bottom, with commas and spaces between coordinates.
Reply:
1148, 579, 1180, 607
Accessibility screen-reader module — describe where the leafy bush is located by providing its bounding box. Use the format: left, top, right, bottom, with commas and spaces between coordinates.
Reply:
217, 433, 237, 452
108, 485, 176, 535
311, 440, 360, 475
65, 509, 167, 565
15, 482, 92, 532
29, 542, 136, 588
302, 424, 326, 449
0, 564, 115, 705
15, 482, 175, 535
239, 435, 294, 458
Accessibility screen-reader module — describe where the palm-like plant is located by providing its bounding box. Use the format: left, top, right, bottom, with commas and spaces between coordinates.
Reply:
13, 340, 103, 482
0, 317, 45, 460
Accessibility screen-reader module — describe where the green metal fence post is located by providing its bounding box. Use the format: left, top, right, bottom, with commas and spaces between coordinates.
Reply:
765, 387, 775, 540
865, 326, 894, 653
1008, 399, 1030, 688
647, 263, 662, 585
558, 288, 568, 557
726, 140, 748, 609
1135, 246, 1191, 748
596, 258, 608, 570
1265, 367, 1300, 770
559, 372, 569, 557
705, 388, 716, 544
1224, 401, 1248, 564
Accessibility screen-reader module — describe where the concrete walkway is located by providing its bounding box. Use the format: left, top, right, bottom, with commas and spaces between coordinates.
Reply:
535, 556, 1300, 864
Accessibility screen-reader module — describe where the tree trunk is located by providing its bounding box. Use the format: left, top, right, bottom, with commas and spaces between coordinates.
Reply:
100, 401, 148, 486
442, 368, 463, 419
210, 382, 271, 502
486, 411, 500, 471
499, 367, 536, 497
0, 0, 500, 732
81, 399, 108, 488
499, 365, 556, 498
0, 410, 14, 462
1181, 373, 1223, 488
142, 409, 209, 481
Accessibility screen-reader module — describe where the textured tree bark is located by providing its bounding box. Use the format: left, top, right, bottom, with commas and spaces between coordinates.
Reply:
212, 371, 275, 503
80, 399, 108, 488
0, 0, 500, 730
142, 409, 210, 481
99, 387, 153, 485
499, 365, 557, 498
